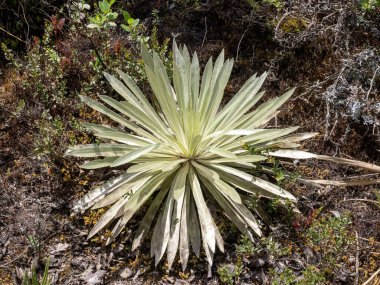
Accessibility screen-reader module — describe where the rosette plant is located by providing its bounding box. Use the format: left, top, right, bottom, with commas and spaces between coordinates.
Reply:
66, 42, 380, 270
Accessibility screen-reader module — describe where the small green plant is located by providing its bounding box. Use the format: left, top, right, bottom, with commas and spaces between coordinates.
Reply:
373, 189, 380, 203
1, 42, 21, 68
22, 260, 52, 285
270, 265, 326, 285
27, 235, 40, 252
280, 17, 308, 33
85, 0, 150, 45
236, 235, 257, 256
69, 1, 91, 22
217, 258, 243, 285
300, 266, 326, 285
13, 99, 25, 117
270, 268, 296, 285
263, 235, 291, 257
248, 0, 284, 10
217, 265, 234, 285
121, 11, 139, 33
306, 213, 353, 265
236, 234, 290, 258
360, 0, 380, 11
272, 158, 286, 182
87, 0, 118, 29
34, 114, 65, 156
264, 0, 284, 9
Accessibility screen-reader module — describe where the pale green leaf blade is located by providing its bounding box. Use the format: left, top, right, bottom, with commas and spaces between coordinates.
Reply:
66, 143, 134, 158
214, 179, 242, 204
167, 180, 186, 269
200, 176, 254, 240
179, 185, 190, 270
72, 173, 136, 213
205, 155, 267, 164
188, 193, 201, 257
132, 181, 171, 251
94, 131, 152, 146
191, 160, 219, 180
88, 196, 129, 239
209, 163, 297, 201
316, 155, 380, 173
92, 176, 150, 210
188, 167, 215, 252
207, 147, 237, 158
151, 190, 174, 265
80, 157, 118, 169
111, 144, 160, 167
172, 162, 189, 200
268, 149, 318, 159
103, 71, 143, 109
108, 170, 176, 244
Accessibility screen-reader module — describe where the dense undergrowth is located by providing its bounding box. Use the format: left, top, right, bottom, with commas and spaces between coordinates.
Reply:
0, 0, 379, 284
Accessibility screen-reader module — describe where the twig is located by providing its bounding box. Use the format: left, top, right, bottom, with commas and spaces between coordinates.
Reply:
201, 17, 207, 48
366, 66, 380, 100
359, 237, 380, 244
0, 26, 27, 44
0, 240, 9, 261
290, 76, 332, 102
274, 11, 292, 38
72, 22, 107, 70
0, 105, 15, 117
236, 28, 248, 61
355, 230, 359, 285
362, 267, 380, 285
324, 66, 346, 141
0, 229, 59, 268
340, 199, 380, 206
20, 2, 30, 43
0, 248, 29, 267
66, 2, 107, 71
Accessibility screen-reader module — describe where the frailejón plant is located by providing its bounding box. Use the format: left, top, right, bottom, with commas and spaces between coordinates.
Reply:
66, 42, 380, 270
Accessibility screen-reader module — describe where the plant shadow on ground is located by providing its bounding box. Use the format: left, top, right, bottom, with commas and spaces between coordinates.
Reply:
0, 0, 380, 284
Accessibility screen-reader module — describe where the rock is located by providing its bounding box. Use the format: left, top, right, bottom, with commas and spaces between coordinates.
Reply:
112, 244, 124, 254
80, 265, 106, 285
50, 243, 70, 254
252, 258, 266, 268
119, 267, 133, 279
174, 279, 188, 285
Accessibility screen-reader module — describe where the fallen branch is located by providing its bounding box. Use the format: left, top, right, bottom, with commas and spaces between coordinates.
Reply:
362, 267, 380, 285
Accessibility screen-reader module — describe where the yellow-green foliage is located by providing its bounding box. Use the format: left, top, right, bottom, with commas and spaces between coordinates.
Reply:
306, 213, 353, 265
248, 0, 284, 10
270, 266, 326, 285
361, 0, 380, 10
217, 258, 243, 285
280, 17, 307, 33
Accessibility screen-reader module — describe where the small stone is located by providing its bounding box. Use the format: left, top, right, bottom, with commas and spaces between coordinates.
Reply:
252, 258, 266, 268
119, 267, 133, 279
174, 279, 188, 285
